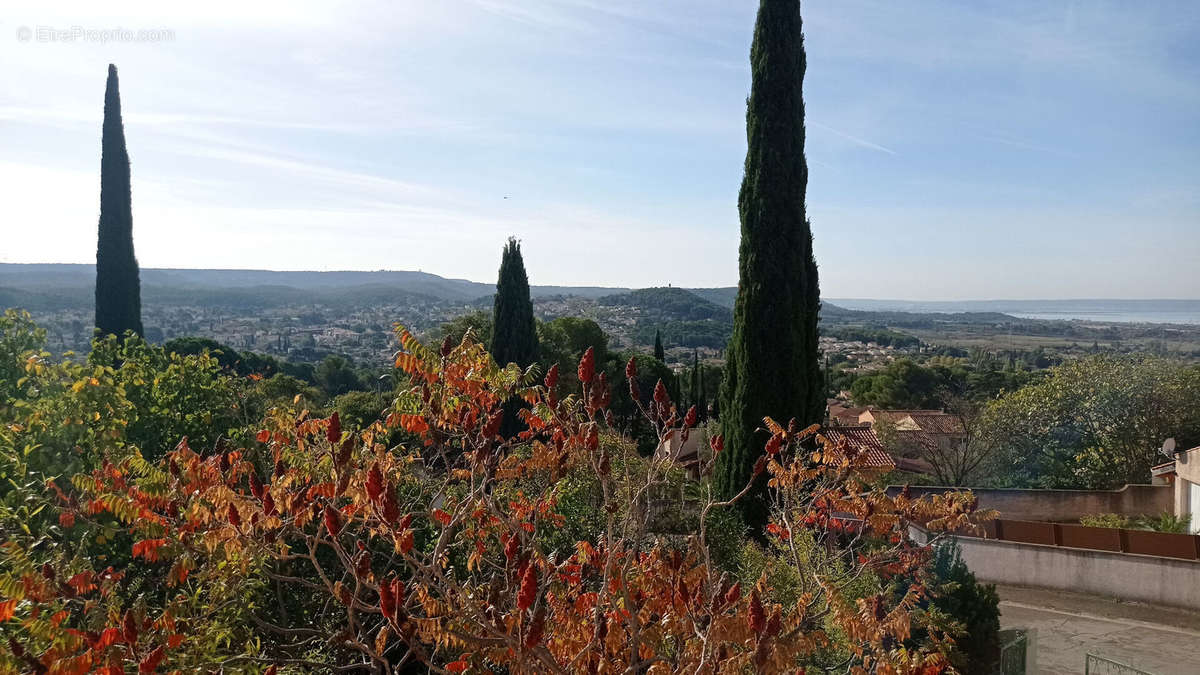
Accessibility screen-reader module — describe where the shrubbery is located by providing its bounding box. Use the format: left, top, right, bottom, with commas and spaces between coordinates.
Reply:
1, 313, 997, 673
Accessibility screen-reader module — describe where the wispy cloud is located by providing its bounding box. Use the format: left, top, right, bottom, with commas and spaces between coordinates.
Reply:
809, 121, 896, 156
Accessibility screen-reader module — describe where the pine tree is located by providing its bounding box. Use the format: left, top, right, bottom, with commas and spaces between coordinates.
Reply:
94, 64, 143, 338
654, 330, 665, 362
716, 0, 822, 528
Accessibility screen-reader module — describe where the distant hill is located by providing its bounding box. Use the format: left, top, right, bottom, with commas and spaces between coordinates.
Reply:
598, 287, 731, 322
687, 287, 738, 309
0, 263, 625, 308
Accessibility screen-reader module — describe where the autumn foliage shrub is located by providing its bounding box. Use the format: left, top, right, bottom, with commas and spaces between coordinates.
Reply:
2, 325, 993, 673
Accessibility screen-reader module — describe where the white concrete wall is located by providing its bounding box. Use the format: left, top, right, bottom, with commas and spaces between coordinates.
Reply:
1173, 446, 1200, 533
955, 536, 1200, 611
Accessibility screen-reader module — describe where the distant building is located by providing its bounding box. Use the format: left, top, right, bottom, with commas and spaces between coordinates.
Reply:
822, 425, 933, 475
1151, 444, 1200, 534
858, 409, 967, 461
656, 429, 707, 480
825, 398, 867, 426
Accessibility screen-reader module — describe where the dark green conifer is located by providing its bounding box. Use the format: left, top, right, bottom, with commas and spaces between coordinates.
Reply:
690, 350, 701, 414
94, 64, 143, 338
654, 330, 665, 362
716, 0, 822, 528
490, 237, 539, 369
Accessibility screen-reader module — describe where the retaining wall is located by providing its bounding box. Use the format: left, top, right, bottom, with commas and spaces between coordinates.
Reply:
886, 484, 1172, 522
953, 535, 1200, 611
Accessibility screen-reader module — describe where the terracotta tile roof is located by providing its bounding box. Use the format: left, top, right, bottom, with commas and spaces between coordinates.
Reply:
822, 427, 895, 469
862, 409, 965, 435
903, 412, 966, 435
890, 429, 942, 456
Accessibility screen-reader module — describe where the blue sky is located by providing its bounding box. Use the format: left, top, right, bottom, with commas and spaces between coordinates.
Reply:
1, 0, 1197, 299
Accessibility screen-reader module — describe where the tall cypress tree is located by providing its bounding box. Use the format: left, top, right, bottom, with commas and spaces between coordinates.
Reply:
716, 0, 822, 528
490, 237, 538, 369
690, 349, 701, 413
653, 330, 665, 362
94, 64, 143, 338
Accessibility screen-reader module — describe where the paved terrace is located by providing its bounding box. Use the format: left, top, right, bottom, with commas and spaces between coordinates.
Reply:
997, 585, 1200, 674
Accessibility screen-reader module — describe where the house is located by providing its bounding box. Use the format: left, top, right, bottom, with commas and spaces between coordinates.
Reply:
1154, 444, 1200, 534
655, 429, 707, 479
825, 398, 868, 426
857, 409, 967, 461
821, 426, 896, 474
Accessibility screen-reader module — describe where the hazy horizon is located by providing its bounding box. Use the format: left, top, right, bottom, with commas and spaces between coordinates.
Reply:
3, 262, 1198, 303
2, 1, 1198, 299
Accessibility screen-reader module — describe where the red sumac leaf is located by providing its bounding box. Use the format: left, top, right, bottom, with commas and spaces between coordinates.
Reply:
326, 412, 341, 444
323, 506, 342, 537
249, 471, 264, 500
577, 347, 595, 384
517, 563, 537, 611
684, 405, 698, 429
724, 581, 741, 605
123, 609, 138, 645
653, 379, 669, 405
748, 591, 765, 634
365, 463, 384, 503
765, 434, 782, 456
138, 645, 165, 673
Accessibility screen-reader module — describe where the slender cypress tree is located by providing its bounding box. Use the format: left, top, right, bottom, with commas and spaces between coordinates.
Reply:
716, 0, 822, 528
653, 330, 665, 362
490, 237, 538, 369
95, 64, 143, 338
690, 349, 701, 413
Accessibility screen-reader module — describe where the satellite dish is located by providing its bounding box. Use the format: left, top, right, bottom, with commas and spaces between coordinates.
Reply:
1162, 438, 1177, 458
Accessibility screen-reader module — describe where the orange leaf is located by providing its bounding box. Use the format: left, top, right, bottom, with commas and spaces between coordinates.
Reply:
256, 430, 271, 443
0, 599, 16, 621
66, 572, 97, 594
95, 627, 122, 649
432, 509, 451, 526
139, 645, 165, 673
400, 414, 429, 434
132, 539, 168, 562
446, 661, 469, 673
